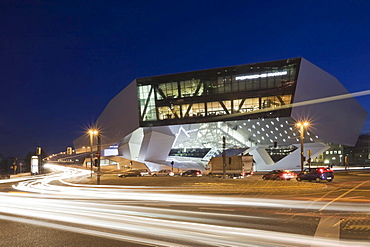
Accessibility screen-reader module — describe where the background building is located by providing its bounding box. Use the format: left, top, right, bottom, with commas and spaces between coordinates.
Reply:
343, 134, 370, 167
74, 58, 367, 171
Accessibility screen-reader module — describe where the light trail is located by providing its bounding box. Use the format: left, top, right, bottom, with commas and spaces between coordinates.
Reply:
1, 193, 368, 246
207, 89, 370, 121
0, 164, 369, 246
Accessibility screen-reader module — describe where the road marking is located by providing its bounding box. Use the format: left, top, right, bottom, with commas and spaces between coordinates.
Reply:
314, 217, 340, 240
319, 181, 370, 211
199, 207, 235, 211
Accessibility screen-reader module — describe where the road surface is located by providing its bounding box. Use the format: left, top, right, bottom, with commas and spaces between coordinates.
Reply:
0, 165, 369, 246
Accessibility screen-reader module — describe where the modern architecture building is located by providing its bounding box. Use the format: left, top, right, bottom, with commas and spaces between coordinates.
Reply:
73, 57, 367, 171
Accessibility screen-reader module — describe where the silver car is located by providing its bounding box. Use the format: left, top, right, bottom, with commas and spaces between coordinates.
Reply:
152, 169, 174, 177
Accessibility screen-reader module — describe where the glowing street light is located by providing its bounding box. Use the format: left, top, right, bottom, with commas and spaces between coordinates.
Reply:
88, 129, 99, 177
296, 121, 309, 172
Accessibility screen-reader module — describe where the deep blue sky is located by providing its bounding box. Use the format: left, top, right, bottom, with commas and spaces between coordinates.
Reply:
1, 0, 369, 157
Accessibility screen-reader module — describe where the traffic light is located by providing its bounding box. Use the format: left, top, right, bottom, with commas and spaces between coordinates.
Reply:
67, 147, 72, 155
36, 147, 42, 155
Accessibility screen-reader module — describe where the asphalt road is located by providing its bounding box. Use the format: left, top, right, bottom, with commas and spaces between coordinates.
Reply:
0, 166, 369, 246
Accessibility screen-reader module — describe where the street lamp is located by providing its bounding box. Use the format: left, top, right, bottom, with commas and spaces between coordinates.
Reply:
96, 131, 101, 185
296, 121, 309, 172
88, 129, 99, 177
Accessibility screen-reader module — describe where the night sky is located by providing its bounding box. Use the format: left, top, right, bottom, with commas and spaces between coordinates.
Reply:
1, 0, 369, 157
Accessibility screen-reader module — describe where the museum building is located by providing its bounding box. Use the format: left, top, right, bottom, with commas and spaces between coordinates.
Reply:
73, 57, 367, 171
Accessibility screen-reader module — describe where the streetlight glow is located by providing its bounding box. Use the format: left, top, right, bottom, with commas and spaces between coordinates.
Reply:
87, 128, 99, 176
296, 121, 309, 128
87, 128, 102, 185
296, 121, 310, 172
88, 129, 99, 135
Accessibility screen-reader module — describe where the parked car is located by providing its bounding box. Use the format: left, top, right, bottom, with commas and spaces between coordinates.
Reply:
118, 170, 141, 177
152, 169, 174, 177
138, 169, 151, 176
296, 167, 334, 182
181, 170, 202, 177
262, 170, 295, 180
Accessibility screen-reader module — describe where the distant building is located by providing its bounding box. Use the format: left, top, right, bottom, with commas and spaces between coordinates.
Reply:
343, 134, 370, 166
73, 58, 367, 171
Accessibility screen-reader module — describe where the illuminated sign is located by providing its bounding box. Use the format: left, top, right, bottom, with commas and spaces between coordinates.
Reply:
235, 71, 287, 81
31, 156, 39, 174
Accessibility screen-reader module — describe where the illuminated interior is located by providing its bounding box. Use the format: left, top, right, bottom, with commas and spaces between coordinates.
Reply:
137, 59, 299, 125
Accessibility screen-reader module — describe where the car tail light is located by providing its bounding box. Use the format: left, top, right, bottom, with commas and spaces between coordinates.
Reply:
250, 171, 254, 175
241, 172, 246, 176
319, 168, 324, 173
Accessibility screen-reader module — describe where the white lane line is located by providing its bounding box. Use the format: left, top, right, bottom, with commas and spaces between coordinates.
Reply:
314, 217, 340, 240
199, 207, 235, 211
319, 181, 370, 211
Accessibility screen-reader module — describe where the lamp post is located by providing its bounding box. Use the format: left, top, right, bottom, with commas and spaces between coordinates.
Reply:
96, 131, 101, 185
88, 129, 98, 177
296, 121, 309, 172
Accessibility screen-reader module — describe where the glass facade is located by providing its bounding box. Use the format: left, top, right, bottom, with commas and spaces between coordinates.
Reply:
137, 58, 300, 127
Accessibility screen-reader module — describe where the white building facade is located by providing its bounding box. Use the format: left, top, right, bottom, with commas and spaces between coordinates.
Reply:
74, 58, 367, 171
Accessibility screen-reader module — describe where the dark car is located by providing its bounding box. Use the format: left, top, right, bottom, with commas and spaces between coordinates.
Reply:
118, 170, 141, 177
181, 170, 202, 177
262, 170, 295, 180
296, 167, 334, 182
152, 169, 174, 177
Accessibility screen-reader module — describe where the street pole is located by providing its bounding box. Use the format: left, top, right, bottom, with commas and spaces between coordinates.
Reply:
97, 132, 101, 185
222, 136, 226, 179
296, 121, 309, 172
299, 125, 304, 172
89, 133, 94, 178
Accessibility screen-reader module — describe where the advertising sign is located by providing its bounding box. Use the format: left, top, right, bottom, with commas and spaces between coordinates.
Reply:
31, 156, 39, 175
